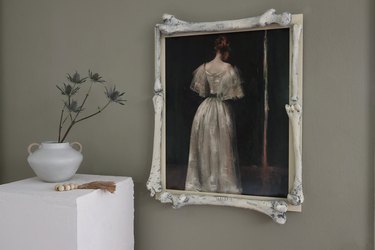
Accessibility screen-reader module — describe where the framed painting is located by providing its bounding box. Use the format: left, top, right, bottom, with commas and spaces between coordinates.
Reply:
147, 9, 303, 224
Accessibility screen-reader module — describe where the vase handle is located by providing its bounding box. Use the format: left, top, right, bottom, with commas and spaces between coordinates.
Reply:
27, 143, 40, 155
70, 142, 83, 152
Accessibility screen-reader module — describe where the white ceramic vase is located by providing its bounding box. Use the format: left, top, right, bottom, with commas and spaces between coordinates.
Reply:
27, 141, 83, 183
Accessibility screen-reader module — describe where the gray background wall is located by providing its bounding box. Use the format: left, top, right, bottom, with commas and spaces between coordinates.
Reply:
0, 0, 373, 249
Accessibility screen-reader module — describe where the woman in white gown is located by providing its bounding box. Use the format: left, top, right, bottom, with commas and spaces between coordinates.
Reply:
185, 35, 244, 194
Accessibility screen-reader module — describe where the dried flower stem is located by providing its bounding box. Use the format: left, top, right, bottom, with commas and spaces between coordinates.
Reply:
68, 82, 80, 121
67, 96, 73, 121
58, 108, 64, 142
61, 115, 69, 125
59, 82, 96, 143
75, 101, 111, 123
60, 101, 111, 142
56, 70, 125, 143
77, 82, 93, 116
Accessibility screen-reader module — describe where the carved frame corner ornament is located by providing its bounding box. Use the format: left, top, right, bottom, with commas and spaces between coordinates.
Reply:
147, 9, 304, 224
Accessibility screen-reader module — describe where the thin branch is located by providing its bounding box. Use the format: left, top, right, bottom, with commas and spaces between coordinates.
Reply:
61, 114, 69, 125
72, 81, 94, 121
58, 107, 64, 143
60, 81, 94, 143
67, 82, 79, 121
60, 121, 76, 143
68, 95, 73, 121
75, 101, 111, 123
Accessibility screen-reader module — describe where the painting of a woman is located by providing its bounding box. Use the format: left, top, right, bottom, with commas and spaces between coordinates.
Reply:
165, 29, 290, 198
185, 35, 244, 194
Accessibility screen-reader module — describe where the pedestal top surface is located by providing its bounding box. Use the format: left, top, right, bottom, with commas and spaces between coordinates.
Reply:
0, 174, 131, 204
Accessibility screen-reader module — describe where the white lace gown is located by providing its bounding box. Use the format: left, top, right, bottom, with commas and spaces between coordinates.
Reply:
185, 63, 244, 194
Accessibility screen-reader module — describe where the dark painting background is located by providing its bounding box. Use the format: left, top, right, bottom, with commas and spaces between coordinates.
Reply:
165, 29, 290, 197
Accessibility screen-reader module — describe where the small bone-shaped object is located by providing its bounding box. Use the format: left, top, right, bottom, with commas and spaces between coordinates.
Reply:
55, 183, 79, 192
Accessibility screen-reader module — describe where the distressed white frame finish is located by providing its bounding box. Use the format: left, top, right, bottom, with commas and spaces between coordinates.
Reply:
147, 9, 303, 224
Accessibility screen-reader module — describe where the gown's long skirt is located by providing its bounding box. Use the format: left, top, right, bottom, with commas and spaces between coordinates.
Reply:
185, 97, 242, 194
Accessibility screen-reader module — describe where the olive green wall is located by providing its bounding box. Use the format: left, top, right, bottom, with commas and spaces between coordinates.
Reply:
0, 0, 373, 249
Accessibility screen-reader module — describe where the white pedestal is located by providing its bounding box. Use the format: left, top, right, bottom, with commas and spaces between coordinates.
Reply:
0, 174, 134, 250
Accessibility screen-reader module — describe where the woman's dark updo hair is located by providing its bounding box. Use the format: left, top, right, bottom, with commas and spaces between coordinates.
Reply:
214, 35, 231, 54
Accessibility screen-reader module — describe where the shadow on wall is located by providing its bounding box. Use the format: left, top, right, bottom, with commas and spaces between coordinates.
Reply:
0, 2, 4, 184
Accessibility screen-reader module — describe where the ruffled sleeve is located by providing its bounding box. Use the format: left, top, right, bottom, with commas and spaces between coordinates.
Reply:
220, 66, 244, 100
190, 64, 209, 97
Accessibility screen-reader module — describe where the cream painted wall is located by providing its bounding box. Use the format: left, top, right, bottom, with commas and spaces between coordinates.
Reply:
0, 0, 373, 249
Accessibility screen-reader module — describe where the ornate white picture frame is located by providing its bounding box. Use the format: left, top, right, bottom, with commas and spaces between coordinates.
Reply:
147, 9, 303, 224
